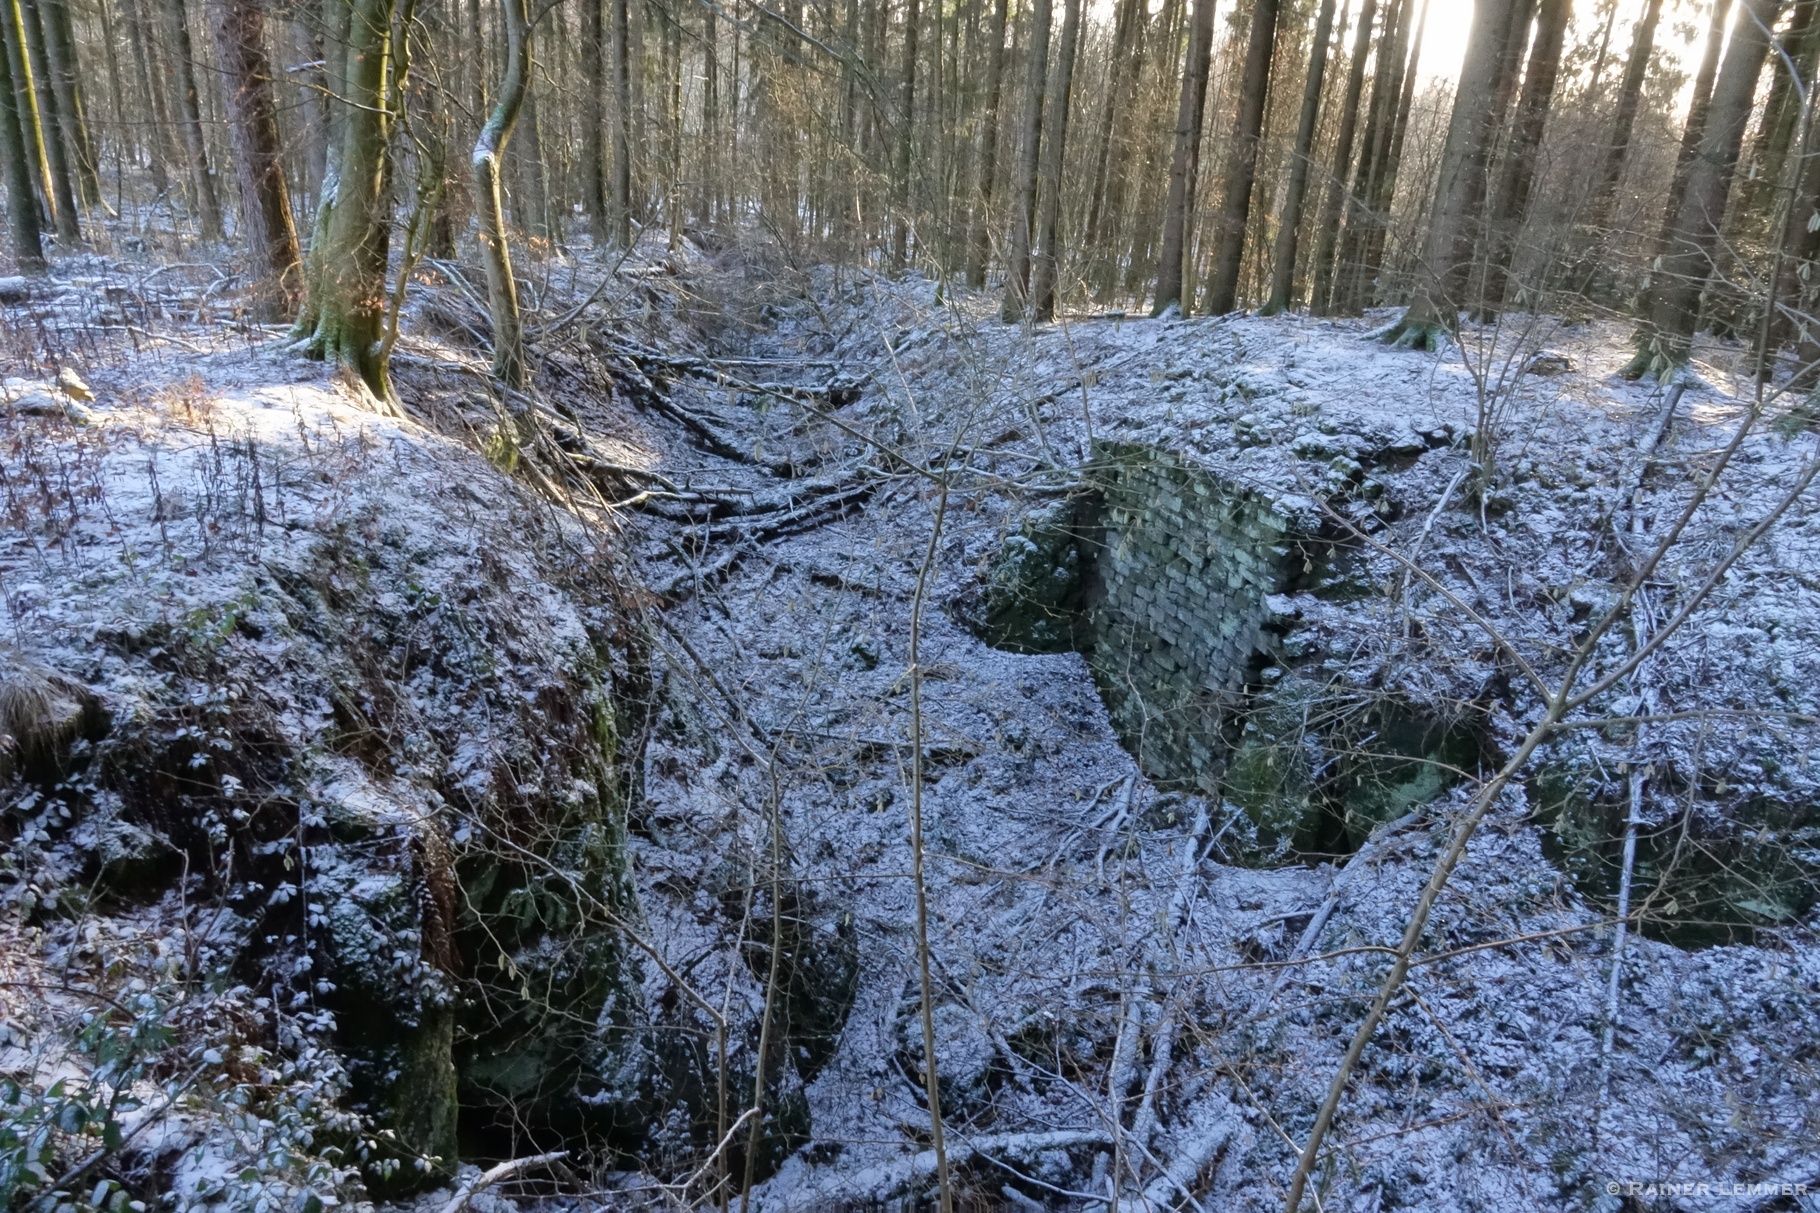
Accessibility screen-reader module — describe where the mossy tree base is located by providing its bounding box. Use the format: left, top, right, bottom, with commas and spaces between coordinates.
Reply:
1379, 317, 1450, 351
1619, 333, 1689, 383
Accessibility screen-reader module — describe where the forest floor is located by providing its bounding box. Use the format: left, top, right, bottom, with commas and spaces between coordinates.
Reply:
3, 239, 1817, 1211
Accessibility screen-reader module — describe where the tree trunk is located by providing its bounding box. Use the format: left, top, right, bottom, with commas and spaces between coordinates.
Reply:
581, 0, 606, 245
1261, 0, 1337, 315
703, 0, 718, 224
1583, 0, 1663, 241
1334, 0, 1418, 314
608, 0, 631, 248
119, 0, 171, 195
892, 0, 920, 269
161, 0, 225, 239
20, 0, 78, 234
210, 0, 302, 319
293, 0, 399, 402
1001, 0, 1051, 319
5, 0, 60, 239
1742, 0, 1819, 225
0, 0, 42, 272
1308, 0, 1377, 315
473, 0, 529, 386
38, 0, 98, 211
1028, 0, 1079, 321
1477, 0, 1569, 317
1773, 104, 1820, 379
1623, 0, 1783, 380
964, 0, 1007, 288
1149, 0, 1214, 317
1203, 0, 1281, 315
1081, 0, 1144, 296
1383, 0, 1521, 348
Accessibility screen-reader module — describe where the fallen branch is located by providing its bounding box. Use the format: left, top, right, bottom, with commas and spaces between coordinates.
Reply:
437, 1151, 568, 1213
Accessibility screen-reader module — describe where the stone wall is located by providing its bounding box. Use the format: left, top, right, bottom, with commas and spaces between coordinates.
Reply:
1083, 443, 1308, 796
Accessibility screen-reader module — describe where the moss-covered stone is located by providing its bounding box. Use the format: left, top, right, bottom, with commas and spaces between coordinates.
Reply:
978, 499, 1094, 653
1533, 752, 1820, 946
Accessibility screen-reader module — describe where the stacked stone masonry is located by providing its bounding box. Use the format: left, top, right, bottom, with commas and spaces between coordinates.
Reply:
1086, 443, 1304, 795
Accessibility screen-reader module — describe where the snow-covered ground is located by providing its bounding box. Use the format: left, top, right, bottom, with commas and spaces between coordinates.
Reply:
2, 249, 1816, 1211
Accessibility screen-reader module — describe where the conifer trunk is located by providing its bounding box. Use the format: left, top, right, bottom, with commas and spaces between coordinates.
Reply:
609, 0, 631, 248
1383, 0, 1520, 348
1203, 0, 1281, 315
1583, 0, 1663, 241
1477, 0, 1569, 317
38, 0, 98, 210
1081, 0, 1145, 297
1308, 0, 1377, 315
1335, 0, 1418, 314
4, 0, 60, 239
1262, 0, 1337, 315
19, 0, 76, 236
1623, 0, 1783, 380
581, 0, 606, 246
1150, 0, 1214, 316
893, 0, 920, 270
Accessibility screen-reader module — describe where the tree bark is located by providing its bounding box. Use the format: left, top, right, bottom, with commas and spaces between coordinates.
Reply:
0, 0, 42, 272
473, 0, 529, 386
581, 0, 606, 246
1081, 0, 1145, 297
293, 0, 399, 402
19, 0, 77, 235
1383, 0, 1521, 348
210, 0, 302, 319
1261, 0, 1337, 315
1001, 0, 1051, 319
1334, 0, 1419, 315
1149, 0, 1214, 317
1308, 0, 1377, 315
4, 0, 59, 239
1742, 0, 1819, 224
608, 0, 631, 248
1203, 0, 1281, 315
892, 0, 920, 270
38, 0, 97, 211
1028, 0, 1079, 321
1477, 0, 1569, 317
160, 0, 225, 240
119, 0, 171, 195
1624, 0, 1783, 379
964, 0, 1008, 288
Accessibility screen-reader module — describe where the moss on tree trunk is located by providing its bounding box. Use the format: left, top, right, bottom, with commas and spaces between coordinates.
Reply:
293, 0, 397, 403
